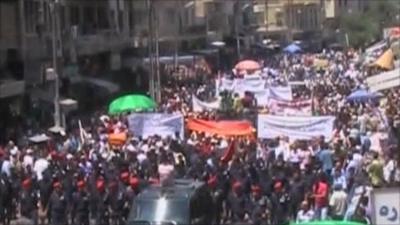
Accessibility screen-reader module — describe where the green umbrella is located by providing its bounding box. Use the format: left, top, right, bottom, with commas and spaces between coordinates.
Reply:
290, 220, 367, 225
108, 94, 156, 114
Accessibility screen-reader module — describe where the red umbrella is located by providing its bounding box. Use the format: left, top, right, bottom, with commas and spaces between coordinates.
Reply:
234, 60, 261, 71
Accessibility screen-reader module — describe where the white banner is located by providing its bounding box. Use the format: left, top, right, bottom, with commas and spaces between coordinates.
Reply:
216, 77, 292, 105
128, 113, 184, 139
268, 98, 312, 116
257, 115, 335, 140
217, 77, 266, 95
371, 188, 400, 225
366, 68, 400, 92
192, 95, 220, 112
268, 86, 293, 101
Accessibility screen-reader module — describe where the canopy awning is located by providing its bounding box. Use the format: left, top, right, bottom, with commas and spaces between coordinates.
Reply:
372, 49, 395, 70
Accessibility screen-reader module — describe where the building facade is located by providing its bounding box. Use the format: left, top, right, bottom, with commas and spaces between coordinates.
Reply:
251, 0, 323, 41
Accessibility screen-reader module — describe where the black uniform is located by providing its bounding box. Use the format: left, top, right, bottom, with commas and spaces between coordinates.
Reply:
109, 186, 125, 225
0, 174, 13, 225
48, 191, 68, 225
94, 191, 111, 225
71, 190, 90, 225
227, 192, 249, 223
20, 189, 38, 224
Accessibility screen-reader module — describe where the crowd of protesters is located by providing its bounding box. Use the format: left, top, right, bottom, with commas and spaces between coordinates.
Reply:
0, 44, 400, 225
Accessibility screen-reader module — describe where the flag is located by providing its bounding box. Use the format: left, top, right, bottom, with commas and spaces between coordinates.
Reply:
220, 141, 236, 163
78, 120, 88, 150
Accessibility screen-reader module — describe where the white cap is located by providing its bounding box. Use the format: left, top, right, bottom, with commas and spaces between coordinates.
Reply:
26, 149, 33, 154
66, 154, 73, 160
10, 148, 18, 156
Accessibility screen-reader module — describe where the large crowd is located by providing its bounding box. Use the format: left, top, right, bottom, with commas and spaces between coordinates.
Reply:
0, 43, 400, 225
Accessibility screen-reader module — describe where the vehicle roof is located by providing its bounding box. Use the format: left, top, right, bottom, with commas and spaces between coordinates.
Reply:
136, 179, 205, 201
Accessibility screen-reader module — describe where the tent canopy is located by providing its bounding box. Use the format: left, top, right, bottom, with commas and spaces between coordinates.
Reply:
283, 43, 302, 54
372, 49, 394, 70
346, 89, 382, 102
187, 119, 254, 136
234, 60, 261, 71
108, 94, 156, 114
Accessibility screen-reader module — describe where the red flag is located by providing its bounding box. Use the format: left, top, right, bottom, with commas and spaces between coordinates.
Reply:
220, 141, 235, 163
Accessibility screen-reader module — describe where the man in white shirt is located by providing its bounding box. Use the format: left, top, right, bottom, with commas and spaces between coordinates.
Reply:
296, 201, 314, 223
329, 184, 348, 220
22, 149, 34, 170
33, 157, 49, 181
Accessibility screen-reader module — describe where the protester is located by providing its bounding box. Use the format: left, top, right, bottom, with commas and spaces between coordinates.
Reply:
0, 42, 399, 225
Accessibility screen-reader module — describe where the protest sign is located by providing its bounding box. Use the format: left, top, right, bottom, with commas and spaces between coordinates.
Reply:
268, 98, 312, 116
192, 95, 220, 112
257, 115, 335, 140
128, 113, 184, 139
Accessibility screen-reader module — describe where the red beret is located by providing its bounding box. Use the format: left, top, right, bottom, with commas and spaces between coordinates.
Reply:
129, 177, 140, 189
50, 151, 58, 159
77, 180, 85, 189
96, 180, 105, 190
274, 181, 283, 190
53, 182, 62, 189
120, 172, 129, 181
22, 179, 32, 189
251, 185, 262, 194
232, 181, 242, 191
207, 175, 217, 188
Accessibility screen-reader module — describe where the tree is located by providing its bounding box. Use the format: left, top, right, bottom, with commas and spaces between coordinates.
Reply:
339, 0, 400, 48
340, 12, 380, 48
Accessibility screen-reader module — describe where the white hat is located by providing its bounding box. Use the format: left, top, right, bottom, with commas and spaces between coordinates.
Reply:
66, 154, 73, 160
26, 149, 33, 154
10, 148, 18, 156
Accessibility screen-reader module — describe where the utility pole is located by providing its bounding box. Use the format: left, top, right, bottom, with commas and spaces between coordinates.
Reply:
174, 2, 180, 69
154, 3, 161, 103
49, 0, 61, 128
265, 0, 268, 38
147, 0, 155, 99
235, 0, 241, 59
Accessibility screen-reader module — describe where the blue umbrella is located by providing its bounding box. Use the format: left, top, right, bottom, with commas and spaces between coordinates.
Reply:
346, 89, 382, 102
283, 43, 302, 54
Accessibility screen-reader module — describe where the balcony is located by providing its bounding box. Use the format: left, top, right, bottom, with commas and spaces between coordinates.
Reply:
67, 30, 132, 55
0, 79, 25, 98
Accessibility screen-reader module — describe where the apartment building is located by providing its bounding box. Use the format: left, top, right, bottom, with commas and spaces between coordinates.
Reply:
324, 0, 367, 19
1, 0, 234, 95
0, 0, 25, 99
251, 0, 322, 41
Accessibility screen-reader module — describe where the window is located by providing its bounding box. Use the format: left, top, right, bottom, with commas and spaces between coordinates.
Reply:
276, 12, 283, 26
255, 12, 264, 25
59, 5, 65, 31
98, 7, 109, 29
70, 6, 80, 26
83, 6, 95, 25
167, 8, 175, 24
24, 0, 40, 34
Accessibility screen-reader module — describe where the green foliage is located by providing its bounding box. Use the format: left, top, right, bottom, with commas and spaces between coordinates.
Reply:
339, 0, 400, 48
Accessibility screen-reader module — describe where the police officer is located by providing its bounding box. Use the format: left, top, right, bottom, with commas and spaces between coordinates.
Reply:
207, 175, 223, 225
109, 180, 122, 225
48, 182, 68, 225
250, 198, 271, 225
20, 178, 38, 225
71, 180, 90, 225
94, 179, 110, 225
227, 181, 249, 224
